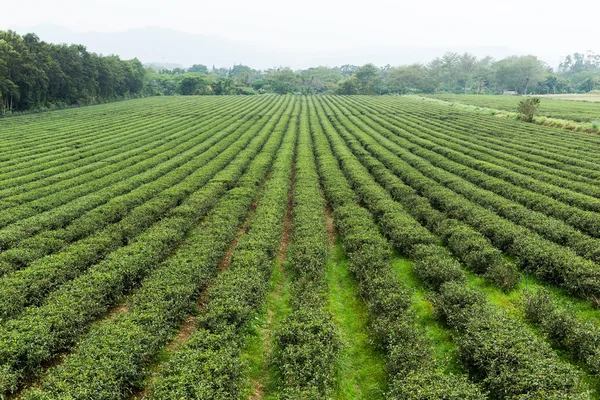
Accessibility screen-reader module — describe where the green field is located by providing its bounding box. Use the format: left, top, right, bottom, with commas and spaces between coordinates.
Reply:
2, 95, 600, 399
537, 93, 600, 102
423, 93, 600, 122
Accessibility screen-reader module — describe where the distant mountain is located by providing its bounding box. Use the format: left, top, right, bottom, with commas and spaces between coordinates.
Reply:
10, 24, 554, 69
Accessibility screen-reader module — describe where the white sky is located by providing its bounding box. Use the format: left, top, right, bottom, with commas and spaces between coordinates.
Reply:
2, 0, 598, 56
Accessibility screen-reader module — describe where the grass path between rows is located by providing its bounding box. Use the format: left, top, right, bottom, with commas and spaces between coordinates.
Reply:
392, 256, 462, 374
325, 238, 388, 399
242, 165, 296, 400
241, 253, 293, 400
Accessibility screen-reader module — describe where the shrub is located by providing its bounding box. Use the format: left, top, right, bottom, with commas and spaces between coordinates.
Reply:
388, 368, 487, 399
517, 97, 541, 122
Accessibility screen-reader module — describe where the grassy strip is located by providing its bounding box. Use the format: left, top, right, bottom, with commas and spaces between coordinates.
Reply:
392, 257, 461, 373
325, 240, 388, 400
412, 95, 600, 133
240, 255, 293, 399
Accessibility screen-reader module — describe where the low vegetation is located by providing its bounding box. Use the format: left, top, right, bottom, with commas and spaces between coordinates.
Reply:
1, 95, 600, 399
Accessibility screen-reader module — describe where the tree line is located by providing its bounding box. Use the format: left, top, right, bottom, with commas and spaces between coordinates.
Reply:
0, 31, 145, 113
1, 29, 599, 113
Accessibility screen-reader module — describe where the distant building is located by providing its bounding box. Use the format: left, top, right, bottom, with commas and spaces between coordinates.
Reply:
503, 90, 518, 95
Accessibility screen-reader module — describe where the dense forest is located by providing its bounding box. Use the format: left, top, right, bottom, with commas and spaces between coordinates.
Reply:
148, 53, 600, 97
1, 30, 599, 113
0, 31, 145, 112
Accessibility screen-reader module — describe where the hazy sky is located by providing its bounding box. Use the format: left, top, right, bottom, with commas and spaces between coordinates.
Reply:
2, 0, 598, 57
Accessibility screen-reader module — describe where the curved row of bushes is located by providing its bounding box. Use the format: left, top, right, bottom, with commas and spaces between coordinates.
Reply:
147, 98, 299, 399
0, 97, 284, 323
331, 100, 600, 302
0, 97, 274, 275
19, 97, 290, 400
0, 96, 292, 396
315, 97, 590, 398
524, 290, 600, 376
309, 97, 485, 399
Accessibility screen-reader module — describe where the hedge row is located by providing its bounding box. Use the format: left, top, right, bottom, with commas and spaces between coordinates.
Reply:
362, 96, 600, 183
0, 97, 282, 322
20, 98, 289, 400
317, 97, 590, 398
0, 97, 273, 274
331, 101, 600, 302
0, 96, 249, 213
321, 96, 520, 291
524, 290, 600, 376
435, 282, 589, 399
309, 97, 485, 399
0, 96, 292, 396
271, 98, 341, 398
147, 98, 298, 399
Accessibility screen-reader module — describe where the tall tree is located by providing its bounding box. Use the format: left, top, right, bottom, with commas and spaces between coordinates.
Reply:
426, 57, 444, 93
264, 67, 299, 94
495, 55, 546, 94
458, 53, 477, 94
188, 64, 208, 73
516, 55, 547, 94
386, 64, 426, 94
441, 52, 459, 93
354, 63, 384, 94
473, 56, 494, 94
